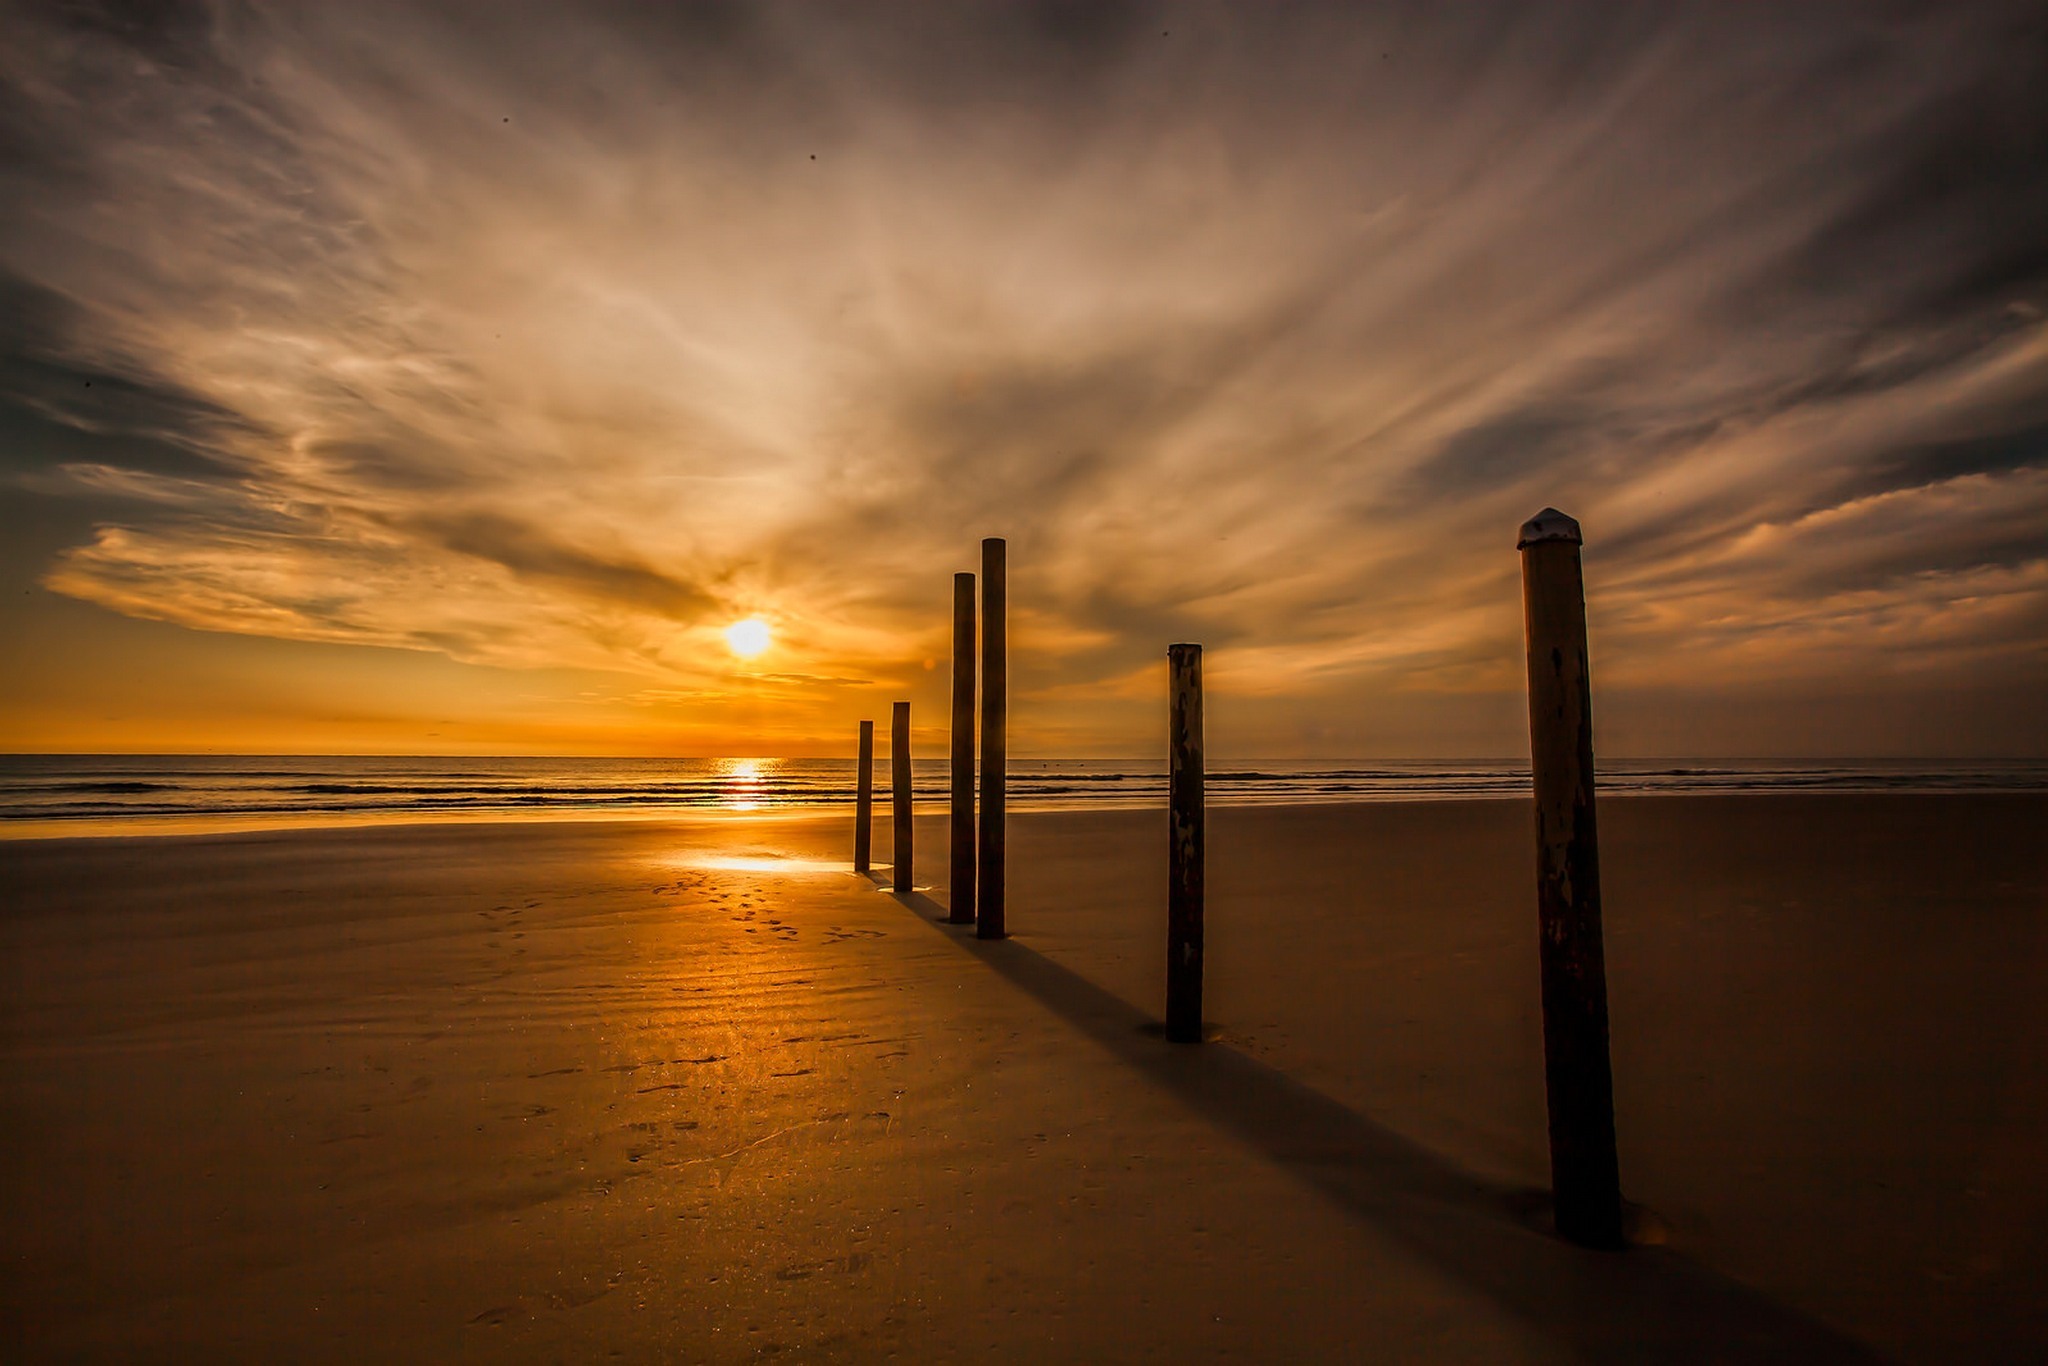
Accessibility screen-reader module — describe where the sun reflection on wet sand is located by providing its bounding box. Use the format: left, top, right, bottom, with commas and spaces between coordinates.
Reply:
674, 853, 850, 875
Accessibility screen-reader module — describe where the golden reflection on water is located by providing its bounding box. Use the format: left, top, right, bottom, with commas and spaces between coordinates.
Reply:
717, 756, 772, 811
638, 758, 855, 874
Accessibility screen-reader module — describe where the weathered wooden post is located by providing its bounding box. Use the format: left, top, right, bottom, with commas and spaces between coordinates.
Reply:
977, 538, 1007, 939
950, 571, 977, 924
1167, 643, 1205, 1044
1518, 507, 1624, 1249
891, 701, 913, 894
854, 719, 874, 874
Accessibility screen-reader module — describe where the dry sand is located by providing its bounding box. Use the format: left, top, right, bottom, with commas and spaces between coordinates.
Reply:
1, 795, 2042, 1362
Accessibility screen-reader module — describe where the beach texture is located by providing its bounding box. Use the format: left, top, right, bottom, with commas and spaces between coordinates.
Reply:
3, 796, 2043, 1361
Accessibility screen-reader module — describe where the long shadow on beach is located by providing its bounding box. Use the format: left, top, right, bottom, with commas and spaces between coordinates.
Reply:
883, 884, 1883, 1365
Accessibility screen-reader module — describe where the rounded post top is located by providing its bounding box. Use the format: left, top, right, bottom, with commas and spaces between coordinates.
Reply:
1517, 507, 1582, 549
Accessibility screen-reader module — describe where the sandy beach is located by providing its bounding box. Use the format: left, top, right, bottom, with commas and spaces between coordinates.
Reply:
2, 795, 2043, 1362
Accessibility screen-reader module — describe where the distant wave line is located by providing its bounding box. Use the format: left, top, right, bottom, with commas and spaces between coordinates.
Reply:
4, 756, 2045, 828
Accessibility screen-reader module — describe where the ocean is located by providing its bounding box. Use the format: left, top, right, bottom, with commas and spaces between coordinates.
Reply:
2, 754, 2043, 834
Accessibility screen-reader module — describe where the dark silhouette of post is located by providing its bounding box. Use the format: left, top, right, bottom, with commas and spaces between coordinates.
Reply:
891, 701, 912, 893
1167, 643, 1205, 1044
977, 537, 1006, 938
949, 571, 977, 924
854, 720, 874, 874
1518, 507, 1624, 1249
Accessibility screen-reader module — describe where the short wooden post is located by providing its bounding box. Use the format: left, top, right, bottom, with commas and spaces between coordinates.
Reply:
854, 720, 874, 873
1167, 643, 1205, 1043
949, 572, 977, 924
891, 701, 913, 894
977, 538, 1006, 939
1518, 507, 1624, 1249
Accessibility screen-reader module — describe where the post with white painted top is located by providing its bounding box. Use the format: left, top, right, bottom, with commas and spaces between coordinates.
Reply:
891, 701, 913, 894
949, 571, 977, 924
854, 720, 874, 874
1166, 643, 1205, 1044
1518, 507, 1623, 1249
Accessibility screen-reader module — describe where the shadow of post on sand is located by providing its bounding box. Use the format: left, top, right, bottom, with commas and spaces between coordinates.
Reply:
881, 882, 1882, 1365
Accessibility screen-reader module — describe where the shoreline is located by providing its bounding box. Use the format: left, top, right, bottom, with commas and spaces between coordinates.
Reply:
7, 781, 2044, 843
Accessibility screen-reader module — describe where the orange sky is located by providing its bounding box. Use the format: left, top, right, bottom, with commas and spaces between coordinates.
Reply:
2, 3, 2045, 757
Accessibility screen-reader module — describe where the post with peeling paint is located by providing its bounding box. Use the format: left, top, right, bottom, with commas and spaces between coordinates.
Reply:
1519, 507, 1624, 1249
1167, 643, 1205, 1044
891, 702, 913, 894
854, 720, 874, 874
977, 538, 1007, 939
950, 571, 977, 924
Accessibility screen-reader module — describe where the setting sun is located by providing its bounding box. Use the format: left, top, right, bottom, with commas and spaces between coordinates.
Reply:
724, 618, 772, 659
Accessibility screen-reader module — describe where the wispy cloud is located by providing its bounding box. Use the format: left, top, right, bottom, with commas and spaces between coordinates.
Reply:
2, 1, 2044, 753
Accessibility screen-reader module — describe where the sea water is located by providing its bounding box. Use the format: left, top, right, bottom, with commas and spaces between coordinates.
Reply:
2, 754, 2043, 830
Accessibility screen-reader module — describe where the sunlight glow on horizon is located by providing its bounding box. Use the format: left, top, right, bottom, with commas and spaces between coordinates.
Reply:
0, 5, 2043, 757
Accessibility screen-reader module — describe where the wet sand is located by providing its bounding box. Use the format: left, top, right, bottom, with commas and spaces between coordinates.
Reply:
2, 796, 2042, 1361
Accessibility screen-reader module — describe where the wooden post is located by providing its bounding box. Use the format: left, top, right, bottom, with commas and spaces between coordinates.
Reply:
1519, 507, 1624, 1249
1167, 643, 1205, 1043
854, 720, 874, 874
891, 701, 913, 894
977, 537, 1006, 939
950, 572, 977, 924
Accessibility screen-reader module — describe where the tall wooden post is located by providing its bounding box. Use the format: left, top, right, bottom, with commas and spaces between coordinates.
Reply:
950, 572, 977, 924
1167, 644, 1205, 1044
1519, 507, 1623, 1249
977, 538, 1007, 939
854, 720, 874, 874
891, 701, 913, 894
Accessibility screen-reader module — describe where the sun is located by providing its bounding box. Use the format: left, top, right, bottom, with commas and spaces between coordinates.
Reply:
724, 617, 772, 658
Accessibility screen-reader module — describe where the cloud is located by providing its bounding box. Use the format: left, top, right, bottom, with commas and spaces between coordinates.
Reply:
2, 1, 2045, 752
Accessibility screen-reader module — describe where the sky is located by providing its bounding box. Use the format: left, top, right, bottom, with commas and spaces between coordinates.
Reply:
2, 0, 2045, 758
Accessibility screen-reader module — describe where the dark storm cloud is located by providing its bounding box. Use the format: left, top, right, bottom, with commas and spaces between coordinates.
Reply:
1777, 17, 2048, 318
1877, 420, 2048, 492
0, 273, 254, 470
1, 0, 2045, 748
408, 510, 720, 620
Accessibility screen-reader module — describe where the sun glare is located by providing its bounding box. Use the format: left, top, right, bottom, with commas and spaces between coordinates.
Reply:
724, 618, 772, 658
718, 757, 768, 811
